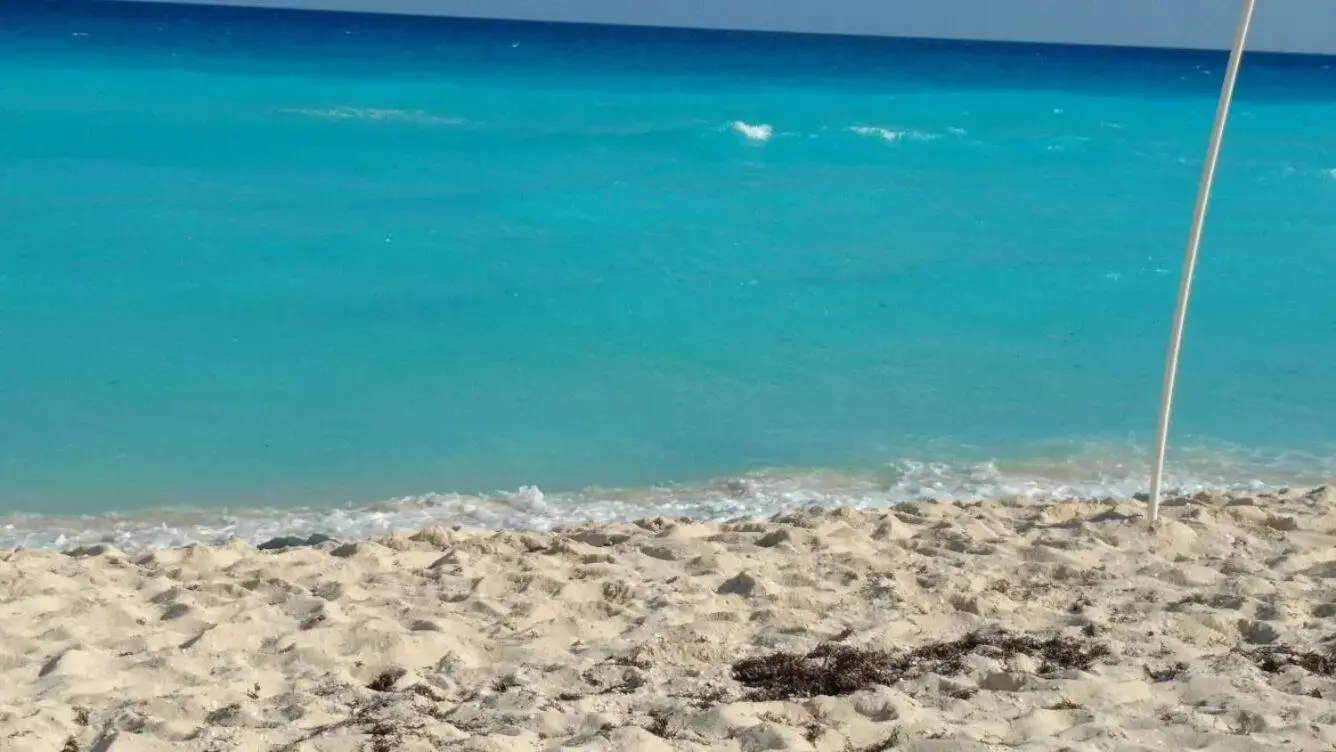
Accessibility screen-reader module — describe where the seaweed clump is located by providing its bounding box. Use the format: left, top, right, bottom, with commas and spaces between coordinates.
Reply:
732, 629, 1110, 701
1243, 645, 1336, 676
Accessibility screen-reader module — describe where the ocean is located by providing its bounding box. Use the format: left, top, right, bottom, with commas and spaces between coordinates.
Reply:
3, 0, 1336, 549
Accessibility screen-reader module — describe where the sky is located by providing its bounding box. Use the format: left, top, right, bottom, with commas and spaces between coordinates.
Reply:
108, 0, 1336, 55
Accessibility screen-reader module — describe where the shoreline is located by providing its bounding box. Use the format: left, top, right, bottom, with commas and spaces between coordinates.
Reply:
4, 488, 1336, 750
0, 480, 1295, 554
8, 448, 1335, 552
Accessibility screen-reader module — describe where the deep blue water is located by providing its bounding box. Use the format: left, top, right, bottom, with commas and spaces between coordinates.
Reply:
3, 1, 1336, 547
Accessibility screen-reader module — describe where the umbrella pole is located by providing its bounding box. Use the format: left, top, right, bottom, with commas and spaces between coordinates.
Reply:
1148, 0, 1258, 526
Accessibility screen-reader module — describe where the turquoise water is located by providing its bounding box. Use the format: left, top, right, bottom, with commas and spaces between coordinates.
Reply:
3, 1, 1336, 547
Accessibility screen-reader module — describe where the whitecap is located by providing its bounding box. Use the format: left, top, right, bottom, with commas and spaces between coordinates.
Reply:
730, 121, 773, 142
849, 126, 939, 142
279, 107, 464, 126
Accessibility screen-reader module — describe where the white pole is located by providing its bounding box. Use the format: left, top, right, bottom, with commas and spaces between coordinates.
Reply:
1148, 0, 1257, 526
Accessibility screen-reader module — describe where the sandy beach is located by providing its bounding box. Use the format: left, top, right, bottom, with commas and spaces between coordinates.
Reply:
4, 488, 1336, 751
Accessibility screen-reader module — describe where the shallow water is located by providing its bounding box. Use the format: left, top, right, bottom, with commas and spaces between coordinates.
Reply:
3, 1, 1336, 547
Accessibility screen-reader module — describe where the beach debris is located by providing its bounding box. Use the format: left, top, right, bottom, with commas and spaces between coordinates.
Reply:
62, 543, 122, 558
257, 533, 336, 551
568, 529, 632, 548
1306, 486, 1336, 505
717, 571, 762, 597
1143, 662, 1188, 683
1237, 618, 1282, 645
367, 667, 407, 692
850, 729, 903, 751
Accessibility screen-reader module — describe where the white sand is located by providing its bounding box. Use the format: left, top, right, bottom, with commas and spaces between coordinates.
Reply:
4, 488, 1336, 751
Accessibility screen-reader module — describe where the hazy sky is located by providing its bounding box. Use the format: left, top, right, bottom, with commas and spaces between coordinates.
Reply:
113, 0, 1336, 55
